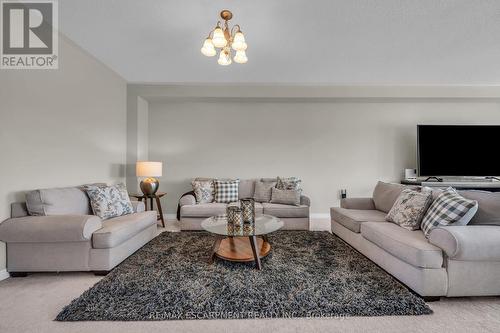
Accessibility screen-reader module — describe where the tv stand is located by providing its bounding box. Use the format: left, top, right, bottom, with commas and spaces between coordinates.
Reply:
421, 180, 500, 192
423, 176, 443, 182
486, 176, 500, 182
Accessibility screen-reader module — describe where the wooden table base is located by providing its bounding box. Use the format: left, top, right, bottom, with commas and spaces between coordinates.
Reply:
209, 236, 271, 270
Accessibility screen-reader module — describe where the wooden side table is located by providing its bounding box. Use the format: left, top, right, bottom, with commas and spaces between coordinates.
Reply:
129, 192, 166, 227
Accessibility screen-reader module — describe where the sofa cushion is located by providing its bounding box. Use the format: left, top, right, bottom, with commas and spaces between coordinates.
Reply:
361, 222, 443, 269
270, 188, 300, 206
0, 215, 102, 243
92, 211, 157, 249
26, 186, 93, 216
254, 180, 277, 202
459, 190, 500, 226
372, 181, 408, 213
238, 179, 256, 199
262, 203, 308, 218
181, 203, 227, 217
330, 207, 387, 233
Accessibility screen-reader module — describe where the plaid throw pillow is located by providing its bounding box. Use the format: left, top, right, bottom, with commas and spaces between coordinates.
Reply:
421, 187, 478, 237
214, 179, 239, 203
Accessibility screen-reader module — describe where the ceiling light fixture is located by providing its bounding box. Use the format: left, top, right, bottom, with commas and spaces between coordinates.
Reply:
201, 10, 247, 65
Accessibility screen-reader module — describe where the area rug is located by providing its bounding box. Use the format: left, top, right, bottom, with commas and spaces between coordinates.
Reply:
56, 231, 432, 321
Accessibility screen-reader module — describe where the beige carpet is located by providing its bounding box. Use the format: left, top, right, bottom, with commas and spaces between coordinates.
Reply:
1, 219, 499, 333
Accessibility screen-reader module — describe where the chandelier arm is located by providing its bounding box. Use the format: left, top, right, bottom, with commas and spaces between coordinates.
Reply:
230, 24, 241, 37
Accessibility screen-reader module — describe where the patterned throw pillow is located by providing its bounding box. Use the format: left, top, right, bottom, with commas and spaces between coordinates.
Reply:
386, 189, 433, 230
276, 177, 302, 191
191, 179, 214, 203
214, 179, 239, 203
421, 187, 478, 238
253, 180, 277, 202
270, 187, 301, 206
84, 183, 133, 220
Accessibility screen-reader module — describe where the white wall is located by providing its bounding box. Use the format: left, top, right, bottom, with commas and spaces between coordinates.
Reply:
0, 36, 127, 272
148, 100, 500, 215
126, 95, 149, 193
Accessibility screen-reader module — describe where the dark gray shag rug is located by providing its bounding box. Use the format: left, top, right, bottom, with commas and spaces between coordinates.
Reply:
56, 231, 432, 321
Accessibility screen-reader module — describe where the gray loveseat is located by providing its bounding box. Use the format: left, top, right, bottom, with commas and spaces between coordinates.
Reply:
0, 186, 158, 275
331, 181, 500, 298
179, 178, 310, 230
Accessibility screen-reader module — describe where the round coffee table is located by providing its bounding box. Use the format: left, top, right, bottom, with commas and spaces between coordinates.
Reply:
201, 214, 283, 270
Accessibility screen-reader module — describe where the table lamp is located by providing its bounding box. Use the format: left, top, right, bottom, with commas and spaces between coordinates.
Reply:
136, 161, 162, 195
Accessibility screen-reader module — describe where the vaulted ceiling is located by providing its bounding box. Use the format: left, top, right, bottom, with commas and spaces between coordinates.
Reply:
60, 0, 500, 84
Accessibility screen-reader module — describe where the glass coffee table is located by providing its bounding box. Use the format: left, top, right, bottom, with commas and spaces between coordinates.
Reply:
201, 214, 284, 270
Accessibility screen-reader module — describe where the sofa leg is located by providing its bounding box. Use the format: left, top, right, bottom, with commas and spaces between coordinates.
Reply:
93, 270, 110, 276
422, 296, 441, 302
9, 272, 28, 277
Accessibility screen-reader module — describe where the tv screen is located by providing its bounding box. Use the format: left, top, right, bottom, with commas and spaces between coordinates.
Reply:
417, 125, 500, 177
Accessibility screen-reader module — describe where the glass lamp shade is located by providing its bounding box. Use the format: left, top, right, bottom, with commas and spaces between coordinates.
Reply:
212, 27, 227, 48
233, 50, 248, 64
201, 38, 216, 57
218, 49, 232, 66
231, 32, 247, 51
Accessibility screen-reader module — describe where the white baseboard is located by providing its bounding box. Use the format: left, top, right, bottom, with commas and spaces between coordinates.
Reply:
0, 269, 9, 281
167, 213, 330, 220
165, 214, 177, 220
311, 213, 330, 219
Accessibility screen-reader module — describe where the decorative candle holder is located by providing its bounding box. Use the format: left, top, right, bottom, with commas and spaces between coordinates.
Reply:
226, 222, 235, 235
243, 222, 254, 236
240, 198, 255, 224
226, 206, 243, 226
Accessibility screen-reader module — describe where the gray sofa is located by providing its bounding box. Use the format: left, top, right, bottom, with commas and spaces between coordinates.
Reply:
179, 178, 310, 230
331, 181, 500, 298
0, 186, 158, 275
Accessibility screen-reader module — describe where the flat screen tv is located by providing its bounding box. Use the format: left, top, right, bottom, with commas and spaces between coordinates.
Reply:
417, 125, 500, 177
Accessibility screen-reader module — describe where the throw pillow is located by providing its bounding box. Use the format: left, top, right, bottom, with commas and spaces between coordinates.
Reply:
84, 183, 133, 220
386, 189, 433, 230
276, 177, 302, 191
421, 187, 478, 238
270, 187, 301, 206
253, 180, 277, 202
214, 179, 239, 203
191, 179, 214, 203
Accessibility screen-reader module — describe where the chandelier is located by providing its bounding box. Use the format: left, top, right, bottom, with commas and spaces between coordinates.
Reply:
201, 10, 248, 65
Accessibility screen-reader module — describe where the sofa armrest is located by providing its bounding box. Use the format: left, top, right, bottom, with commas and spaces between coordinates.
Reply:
0, 215, 102, 243
429, 226, 500, 261
340, 197, 375, 210
131, 201, 145, 213
300, 195, 311, 206
180, 194, 196, 206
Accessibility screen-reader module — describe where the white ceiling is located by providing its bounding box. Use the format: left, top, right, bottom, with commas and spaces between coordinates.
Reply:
60, 0, 500, 84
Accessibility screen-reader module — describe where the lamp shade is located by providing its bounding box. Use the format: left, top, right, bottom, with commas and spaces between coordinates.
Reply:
212, 27, 227, 48
136, 161, 162, 177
